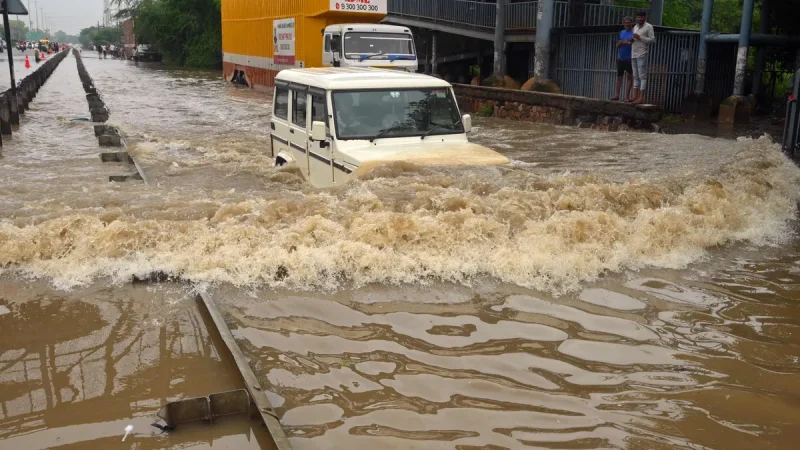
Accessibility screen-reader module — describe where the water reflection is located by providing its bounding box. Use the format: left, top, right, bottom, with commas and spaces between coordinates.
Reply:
210, 252, 800, 449
0, 279, 268, 449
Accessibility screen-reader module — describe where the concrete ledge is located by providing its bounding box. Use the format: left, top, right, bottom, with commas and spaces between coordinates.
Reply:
453, 84, 663, 129
718, 95, 751, 130
109, 173, 143, 182
100, 152, 134, 163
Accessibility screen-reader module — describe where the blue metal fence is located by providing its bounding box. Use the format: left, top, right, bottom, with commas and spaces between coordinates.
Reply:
551, 31, 700, 112
387, 0, 649, 31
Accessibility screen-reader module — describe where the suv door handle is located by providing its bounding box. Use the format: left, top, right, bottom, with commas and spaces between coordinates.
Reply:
289, 129, 294, 134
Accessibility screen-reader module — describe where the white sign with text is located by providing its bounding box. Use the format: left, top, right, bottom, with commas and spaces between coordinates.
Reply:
273, 18, 295, 65
330, 0, 387, 14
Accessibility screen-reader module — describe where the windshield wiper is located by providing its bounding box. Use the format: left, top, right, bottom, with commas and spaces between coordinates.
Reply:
370, 123, 409, 142
358, 52, 384, 62
421, 122, 457, 140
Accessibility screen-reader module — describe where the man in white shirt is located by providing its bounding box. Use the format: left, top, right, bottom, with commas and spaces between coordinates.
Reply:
631, 10, 656, 104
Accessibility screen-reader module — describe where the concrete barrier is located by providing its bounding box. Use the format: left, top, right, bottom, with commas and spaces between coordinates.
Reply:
0, 49, 69, 146
453, 84, 664, 131
72, 49, 111, 124
71, 49, 147, 184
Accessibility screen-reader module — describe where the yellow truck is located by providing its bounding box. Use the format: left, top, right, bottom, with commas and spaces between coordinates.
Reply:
222, 0, 418, 89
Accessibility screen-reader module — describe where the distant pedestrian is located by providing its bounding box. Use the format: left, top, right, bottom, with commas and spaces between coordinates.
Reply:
631, 10, 655, 104
611, 16, 634, 102
33, 47, 40, 63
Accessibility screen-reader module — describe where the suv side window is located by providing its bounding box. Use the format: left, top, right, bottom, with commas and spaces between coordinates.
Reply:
311, 94, 328, 134
292, 91, 307, 128
324, 34, 331, 53
274, 86, 288, 120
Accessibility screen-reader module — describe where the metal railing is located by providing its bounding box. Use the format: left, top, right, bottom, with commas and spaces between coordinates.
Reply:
506, 2, 539, 30
387, 0, 496, 31
387, 0, 649, 31
583, 4, 642, 27
551, 31, 700, 113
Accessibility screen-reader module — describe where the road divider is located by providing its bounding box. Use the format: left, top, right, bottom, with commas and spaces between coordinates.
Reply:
0, 49, 69, 146
72, 49, 148, 184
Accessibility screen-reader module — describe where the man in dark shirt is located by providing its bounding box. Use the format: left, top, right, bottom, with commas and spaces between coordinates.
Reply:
611, 17, 634, 102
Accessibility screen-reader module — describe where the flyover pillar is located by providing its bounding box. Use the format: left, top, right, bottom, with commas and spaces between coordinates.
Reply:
649, 0, 664, 26
681, 0, 714, 119
752, 0, 770, 102
521, 0, 560, 93
492, 0, 506, 78
719, 0, 756, 130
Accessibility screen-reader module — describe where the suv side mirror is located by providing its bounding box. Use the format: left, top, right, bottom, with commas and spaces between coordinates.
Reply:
462, 114, 472, 133
310, 121, 327, 141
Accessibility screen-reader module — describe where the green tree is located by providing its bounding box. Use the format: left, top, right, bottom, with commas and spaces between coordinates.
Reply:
0, 19, 30, 42
130, 0, 221, 67
78, 25, 123, 48
54, 30, 67, 42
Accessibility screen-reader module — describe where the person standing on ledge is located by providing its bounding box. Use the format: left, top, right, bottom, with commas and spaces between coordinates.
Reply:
631, 10, 655, 105
611, 17, 634, 102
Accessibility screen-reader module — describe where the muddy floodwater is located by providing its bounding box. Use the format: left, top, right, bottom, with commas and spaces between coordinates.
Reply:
2, 53, 800, 449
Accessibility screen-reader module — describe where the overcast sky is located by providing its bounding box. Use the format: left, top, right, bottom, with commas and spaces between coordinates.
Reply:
13, 0, 105, 35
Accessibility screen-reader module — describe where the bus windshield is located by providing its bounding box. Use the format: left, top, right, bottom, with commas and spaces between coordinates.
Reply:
343, 32, 414, 59
332, 88, 463, 140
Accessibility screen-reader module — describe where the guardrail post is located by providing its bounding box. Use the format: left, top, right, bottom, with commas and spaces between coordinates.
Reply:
17, 91, 26, 113
8, 91, 19, 125
0, 93, 10, 136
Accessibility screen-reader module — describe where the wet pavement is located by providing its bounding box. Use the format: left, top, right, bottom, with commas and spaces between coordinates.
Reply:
1, 53, 800, 449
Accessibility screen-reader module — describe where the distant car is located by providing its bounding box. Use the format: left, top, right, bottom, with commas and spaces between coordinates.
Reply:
134, 44, 162, 62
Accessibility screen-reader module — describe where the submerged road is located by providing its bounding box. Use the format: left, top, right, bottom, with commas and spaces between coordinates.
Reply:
1, 52, 800, 449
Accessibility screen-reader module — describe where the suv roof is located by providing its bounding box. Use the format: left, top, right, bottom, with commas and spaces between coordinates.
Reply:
275, 68, 450, 90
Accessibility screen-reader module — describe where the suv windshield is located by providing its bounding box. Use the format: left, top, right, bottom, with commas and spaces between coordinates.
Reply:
332, 89, 463, 140
344, 32, 414, 59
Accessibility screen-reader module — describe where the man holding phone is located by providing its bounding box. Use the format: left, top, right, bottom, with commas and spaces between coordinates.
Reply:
631, 10, 656, 104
